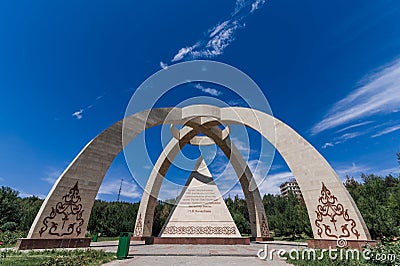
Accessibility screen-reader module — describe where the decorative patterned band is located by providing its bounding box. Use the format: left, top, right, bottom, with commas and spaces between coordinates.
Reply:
163, 225, 237, 235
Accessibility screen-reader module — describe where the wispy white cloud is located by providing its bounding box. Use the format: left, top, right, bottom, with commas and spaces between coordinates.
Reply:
335, 163, 399, 180
210, 136, 259, 193
213, 158, 289, 196
250, 160, 292, 195
335, 163, 370, 179
170, 0, 267, 62
194, 83, 222, 96
160, 61, 168, 70
335, 121, 374, 133
72, 93, 106, 120
158, 180, 187, 201
213, 161, 245, 198
322, 142, 334, 149
228, 99, 246, 106
19, 190, 47, 199
0, 177, 4, 182
98, 179, 140, 199
322, 130, 368, 148
231, 137, 257, 155
232, 0, 248, 15
190, 20, 240, 59
270, 164, 283, 171
41, 169, 61, 185
312, 57, 400, 135
371, 125, 400, 138
72, 109, 84, 120
250, 0, 266, 13
260, 171, 293, 195
212, 136, 255, 162
335, 132, 364, 143
172, 43, 200, 62
374, 166, 400, 177
336, 164, 399, 179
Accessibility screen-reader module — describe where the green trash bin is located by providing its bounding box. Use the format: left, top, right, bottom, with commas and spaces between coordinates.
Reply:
92, 232, 99, 242
117, 232, 132, 259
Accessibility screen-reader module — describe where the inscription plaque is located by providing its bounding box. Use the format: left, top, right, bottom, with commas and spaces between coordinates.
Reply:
160, 158, 241, 238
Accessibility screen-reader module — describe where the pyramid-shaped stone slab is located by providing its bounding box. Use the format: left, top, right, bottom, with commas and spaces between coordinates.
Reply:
160, 157, 241, 238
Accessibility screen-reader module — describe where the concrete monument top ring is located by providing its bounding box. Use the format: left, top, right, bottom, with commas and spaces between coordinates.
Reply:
170, 117, 231, 146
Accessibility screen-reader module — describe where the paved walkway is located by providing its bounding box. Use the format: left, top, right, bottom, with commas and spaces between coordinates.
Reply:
91, 240, 307, 266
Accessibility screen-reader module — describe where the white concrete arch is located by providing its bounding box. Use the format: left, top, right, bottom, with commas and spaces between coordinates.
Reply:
27, 105, 370, 244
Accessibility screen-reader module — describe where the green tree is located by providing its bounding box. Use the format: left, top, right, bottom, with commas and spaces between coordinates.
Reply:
0, 186, 21, 226
344, 176, 362, 202
388, 180, 400, 234
152, 200, 173, 236
356, 174, 398, 239
297, 196, 312, 237
19, 196, 43, 231
262, 192, 311, 239
225, 196, 251, 235
87, 200, 139, 236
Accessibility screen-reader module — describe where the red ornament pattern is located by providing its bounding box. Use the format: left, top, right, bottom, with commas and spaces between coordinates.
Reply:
261, 214, 270, 237
315, 182, 360, 239
134, 213, 143, 236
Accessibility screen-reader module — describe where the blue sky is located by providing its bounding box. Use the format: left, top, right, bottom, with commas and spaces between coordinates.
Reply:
0, 0, 399, 202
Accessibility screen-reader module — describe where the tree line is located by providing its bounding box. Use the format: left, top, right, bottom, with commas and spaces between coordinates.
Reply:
0, 188, 42, 232
1, 155, 399, 239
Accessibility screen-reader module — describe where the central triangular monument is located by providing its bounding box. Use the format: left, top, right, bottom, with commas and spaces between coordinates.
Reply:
147, 157, 249, 244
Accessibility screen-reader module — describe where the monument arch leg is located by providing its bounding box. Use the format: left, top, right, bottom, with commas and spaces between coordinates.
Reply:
218, 107, 372, 248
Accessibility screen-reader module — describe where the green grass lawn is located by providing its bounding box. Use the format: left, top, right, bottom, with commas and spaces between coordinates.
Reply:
0, 249, 115, 266
96, 236, 119, 242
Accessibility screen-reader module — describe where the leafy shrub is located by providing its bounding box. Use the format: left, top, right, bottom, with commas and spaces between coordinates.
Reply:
368, 241, 400, 266
1, 221, 17, 231
0, 230, 26, 246
0, 249, 115, 266
286, 241, 400, 266
39, 249, 115, 266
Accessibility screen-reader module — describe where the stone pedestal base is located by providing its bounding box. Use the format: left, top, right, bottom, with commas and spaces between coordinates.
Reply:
130, 236, 146, 241
307, 239, 376, 250
16, 238, 91, 250
145, 237, 250, 245
251, 237, 274, 242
